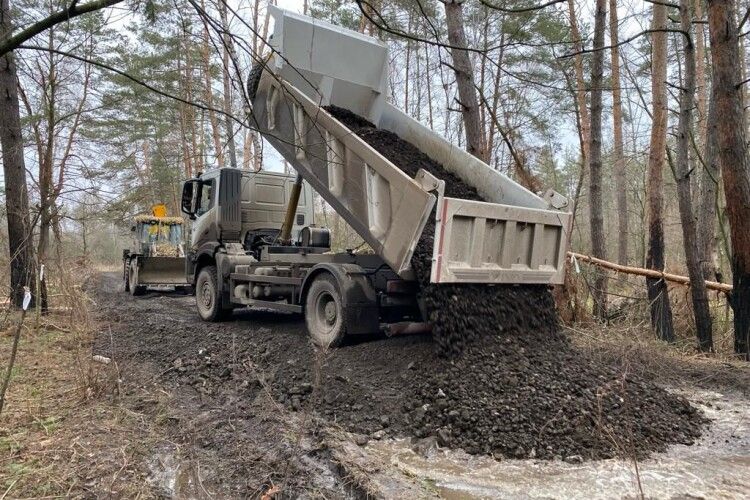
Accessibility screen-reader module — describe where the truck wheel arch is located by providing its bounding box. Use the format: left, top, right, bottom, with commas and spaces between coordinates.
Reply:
301, 264, 379, 336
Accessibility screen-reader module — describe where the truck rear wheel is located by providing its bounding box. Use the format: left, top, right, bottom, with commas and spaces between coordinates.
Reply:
305, 274, 347, 348
196, 265, 230, 321
128, 261, 146, 296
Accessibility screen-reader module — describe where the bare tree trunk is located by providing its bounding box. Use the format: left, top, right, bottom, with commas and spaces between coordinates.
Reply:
696, 0, 720, 283
609, 0, 628, 265
707, 0, 750, 359
219, 0, 237, 169
443, 0, 487, 162
567, 0, 590, 166
404, 14, 412, 113
588, 0, 608, 319
695, 0, 709, 149
177, 46, 193, 178
243, 128, 252, 170
698, 84, 720, 281
200, 0, 224, 168
647, 0, 675, 342
0, 0, 36, 307
675, 0, 713, 351
424, 42, 434, 130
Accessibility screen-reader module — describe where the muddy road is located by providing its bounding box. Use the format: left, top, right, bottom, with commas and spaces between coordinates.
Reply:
91, 272, 749, 498
92, 272, 436, 497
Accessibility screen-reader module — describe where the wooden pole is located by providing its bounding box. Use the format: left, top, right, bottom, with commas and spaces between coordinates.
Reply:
567, 251, 732, 293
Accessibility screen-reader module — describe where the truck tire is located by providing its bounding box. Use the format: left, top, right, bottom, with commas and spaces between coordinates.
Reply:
128, 260, 146, 296
196, 265, 230, 321
305, 273, 347, 348
124, 260, 130, 292
247, 62, 264, 100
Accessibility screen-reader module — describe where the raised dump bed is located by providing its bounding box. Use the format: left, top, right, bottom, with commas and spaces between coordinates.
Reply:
249, 6, 572, 285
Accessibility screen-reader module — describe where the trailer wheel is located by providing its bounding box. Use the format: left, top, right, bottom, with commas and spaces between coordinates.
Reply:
196, 265, 229, 321
128, 261, 146, 296
305, 274, 347, 348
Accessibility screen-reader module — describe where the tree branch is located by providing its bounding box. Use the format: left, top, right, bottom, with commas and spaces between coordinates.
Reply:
0, 0, 124, 56
478, 0, 566, 13
559, 28, 689, 58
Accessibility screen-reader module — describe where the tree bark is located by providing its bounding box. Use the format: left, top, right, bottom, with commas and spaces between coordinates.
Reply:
609, 0, 628, 265
707, 0, 750, 359
200, 0, 224, 168
675, 0, 713, 351
588, 0, 608, 319
443, 0, 487, 162
646, 0, 675, 342
697, 84, 720, 281
1, 0, 36, 307
0, 0, 123, 56
567, 0, 590, 166
696, 0, 720, 283
694, 0, 709, 150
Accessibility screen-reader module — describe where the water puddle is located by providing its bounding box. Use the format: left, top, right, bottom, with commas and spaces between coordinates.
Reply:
367, 389, 749, 498
147, 445, 211, 499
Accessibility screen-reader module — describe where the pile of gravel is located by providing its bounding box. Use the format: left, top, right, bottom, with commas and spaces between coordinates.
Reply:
325, 105, 706, 459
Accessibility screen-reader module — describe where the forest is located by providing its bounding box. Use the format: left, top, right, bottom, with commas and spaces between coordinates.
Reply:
1, 0, 750, 497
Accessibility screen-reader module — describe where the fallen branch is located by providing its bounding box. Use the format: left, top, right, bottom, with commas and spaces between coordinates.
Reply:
567, 252, 732, 293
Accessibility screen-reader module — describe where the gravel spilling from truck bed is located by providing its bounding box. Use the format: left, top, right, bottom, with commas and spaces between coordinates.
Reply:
324, 105, 706, 458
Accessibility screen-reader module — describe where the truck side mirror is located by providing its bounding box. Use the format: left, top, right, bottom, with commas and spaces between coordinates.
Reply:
181, 180, 199, 219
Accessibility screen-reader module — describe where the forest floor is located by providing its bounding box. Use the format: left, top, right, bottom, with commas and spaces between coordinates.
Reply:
0, 272, 748, 498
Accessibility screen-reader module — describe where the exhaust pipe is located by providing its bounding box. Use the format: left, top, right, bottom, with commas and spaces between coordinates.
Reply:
279, 173, 304, 245
384, 321, 432, 337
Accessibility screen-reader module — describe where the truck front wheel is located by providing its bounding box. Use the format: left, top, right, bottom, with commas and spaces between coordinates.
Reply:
305, 274, 347, 348
196, 265, 229, 321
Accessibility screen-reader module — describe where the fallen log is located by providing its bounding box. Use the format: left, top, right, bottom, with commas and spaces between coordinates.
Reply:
567, 251, 733, 294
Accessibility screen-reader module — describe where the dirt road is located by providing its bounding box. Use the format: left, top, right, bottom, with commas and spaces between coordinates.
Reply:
92, 272, 437, 497
90, 272, 749, 498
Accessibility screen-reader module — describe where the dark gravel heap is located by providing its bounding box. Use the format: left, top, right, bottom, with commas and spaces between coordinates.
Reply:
323, 105, 706, 459
326, 105, 558, 355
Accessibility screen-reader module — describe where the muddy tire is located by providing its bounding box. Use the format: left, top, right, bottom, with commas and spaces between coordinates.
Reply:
196, 265, 229, 321
128, 261, 146, 296
124, 261, 130, 292
247, 62, 264, 100
305, 274, 347, 348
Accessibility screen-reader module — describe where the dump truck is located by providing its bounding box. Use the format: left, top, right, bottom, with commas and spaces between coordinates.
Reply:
179, 7, 572, 347
123, 204, 190, 295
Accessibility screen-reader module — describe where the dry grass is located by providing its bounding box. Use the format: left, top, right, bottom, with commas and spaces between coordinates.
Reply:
567, 317, 750, 393
0, 261, 163, 498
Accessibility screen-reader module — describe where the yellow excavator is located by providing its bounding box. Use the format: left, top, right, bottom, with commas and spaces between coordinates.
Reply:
123, 204, 190, 295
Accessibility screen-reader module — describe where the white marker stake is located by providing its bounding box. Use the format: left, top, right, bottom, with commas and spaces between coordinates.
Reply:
22, 288, 32, 311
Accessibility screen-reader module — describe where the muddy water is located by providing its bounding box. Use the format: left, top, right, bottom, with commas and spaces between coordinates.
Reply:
367, 389, 749, 499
